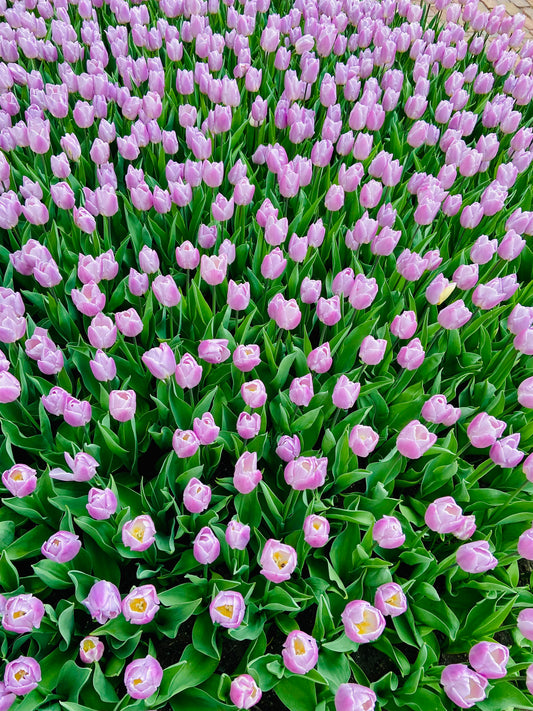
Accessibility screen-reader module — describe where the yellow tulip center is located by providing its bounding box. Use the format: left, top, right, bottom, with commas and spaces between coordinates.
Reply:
130, 597, 147, 613
293, 638, 306, 655
133, 678, 142, 686
132, 525, 145, 541
385, 594, 401, 608
11, 469, 23, 481
13, 611, 26, 619
355, 610, 375, 635
14, 670, 27, 681
83, 639, 95, 652
273, 551, 289, 569
215, 604, 234, 618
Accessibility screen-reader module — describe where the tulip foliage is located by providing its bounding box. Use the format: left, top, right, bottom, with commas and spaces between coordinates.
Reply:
0, 0, 533, 708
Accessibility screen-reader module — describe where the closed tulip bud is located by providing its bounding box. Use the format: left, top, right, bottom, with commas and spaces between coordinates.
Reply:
4, 657, 41, 696
508, 305, 533, 336
175, 241, 200, 270
300, 277, 322, 304
0, 371, 21, 403
349, 274, 378, 310
333, 375, 360, 409
234, 451, 262, 494
470, 235, 497, 265
359, 335, 387, 365
124, 655, 163, 700
307, 219, 325, 248
469, 642, 509, 679
115, 308, 143, 338
41, 386, 69, 416
152, 275, 181, 307
441, 664, 488, 708
438, 300, 472, 330
514, 329, 533, 356
332, 268, 355, 297
233, 345, 260, 373
175, 353, 203, 388
390, 311, 417, 339
86, 487, 117, 520
342, 600, 386, 643
63, 397, 92, 427
303, 514, 330, 547
71, 281, 106, 317
109, 389, 136, 422
518, 377, 533, 408
230, 674, 262, 709
2, 594, 45, 633
289, 374, 314, 407
307, 343, 332, 373
193, 526, 220, 564
397, 338, 425, 370
122, 515, 156, 552
396, 249, 428, 281
373, 516, 405, 549
79, 636, 104, 664
236, 412, 261, 439
82, 580, 122, 624
228, 281, 250, 311
397, 420, 437, 459
142, 343, 176, 380
201, 254, 227, 286
421, 395, 450, 424
453, 264, 479, 290
276, 434, 301, 462
349, 425, 379, 457
284, 456, 327, 490
467, 412, 506, 448
260, 539, 297, 583
172, 429, 200, 458
335, 683, 376, 711
317, 295, 341, 326
226, 520, 251, 550
490, 433, 524, 468
261, 248, 287, 280
41, 531, 81, 563
88, 313, 117, 350
425, 496, 463, 533
122, 584, 160, 625
456, 540, 498, 573
426, 274, 455, 305
198, 339, 231, 364
193, 412, 219, 445
128, 268, 149, 297
183, 477, 211, 513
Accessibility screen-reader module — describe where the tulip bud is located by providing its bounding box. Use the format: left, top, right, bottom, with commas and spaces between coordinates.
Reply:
209, 590, 245, 628
372, 516, 405, 549
230, 674, 262, 709
374, 582, 408, 617
282, 631, 319, 674
341, 600, 385, 643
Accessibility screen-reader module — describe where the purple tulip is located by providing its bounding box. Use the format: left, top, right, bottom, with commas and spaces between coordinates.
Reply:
390, 311, 417, 339
122, 584, 160, 625
332, 375, 360, 410
456, 540, 498, 573
86, 487, 117, 520
230, 675, 262, 709
79, 636, 104, 664
260, 539, 297, 583
440, 664, 488, 708
41, 531, 81, 563
467, 413, 506, 448
152, 275, 181, 307
2, 595, 45, 634
175, 353, 203, 388
234, 451, 262, 494
236, 412, 261, 440
193, 412, 219, 445
469, 641, 509, 679
142, 343, 176, 380
275, 435, 301, 462
303, 515, 330, 548
122, 515, 156, 552
335, 684, 376, 711
349, 425, 379, 457
284, 456, 327, 491
397, 420, 437, 459
198, 339, 231, 364
2, 464, 37, 498
90, 350, 116, 382
209, 590, 245, 629
490, 433, 525, 468
4, 657, 41, 696
397, 338, 425, 370
183, 477, 211, 513
372, 516, 405, 549
307, 343, 332, 374
374, 582, 407, 617
342, 600, 386, 643
109, 389, 136, 422
359, 335, 387, 365
193, 526, 220, 564
226, 520, 251, 550
282, 631, 318, 674
124, 655, 163, 700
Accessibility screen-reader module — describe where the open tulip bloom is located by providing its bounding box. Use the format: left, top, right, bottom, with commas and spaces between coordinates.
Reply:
0, 0, 532, 708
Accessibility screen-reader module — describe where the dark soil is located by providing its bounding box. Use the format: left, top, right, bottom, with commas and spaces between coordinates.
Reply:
519, 558, 533, 587
157, 616, 196, 668
352, 644, 397, 681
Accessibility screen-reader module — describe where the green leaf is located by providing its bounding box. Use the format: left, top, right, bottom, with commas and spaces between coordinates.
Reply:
0, 549, 19, 590
56, 661, 91, 703
274, 676, 317, 711
192, 611, 220, 659
32, 559, 72, 590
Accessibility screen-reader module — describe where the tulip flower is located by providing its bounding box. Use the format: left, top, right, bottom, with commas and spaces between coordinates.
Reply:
86, 487, 118, 520
440, 664, 488, 708
303, 515, 330, 548
122, 584, 160, 625
234, 452, 262, 494
79, 636, 104, 664
397, 420, 437, 459
226, 521, 251, 550
372, 516, 405, 549
282, 631, 319, 674
4, 657, 41, 696
284, 456, 327, 490
109, 389, 136, 422
122, 515, 156, 552
230, 675, 262, 709
82, 580, 122, 625
2, 464, 37, 498
41, 531, 81, 563
193, 527, 220, 564
342, 600, 386, 643
469, 642, 509, 679
124, 655, 163, 700
335, 684, 376, 711
374, 583, 408, 617
260, 540, 297, 583
183, 477, 211, 513
456, 540, 498, 573
209, 590, 245, 629
2, 595, 45, 634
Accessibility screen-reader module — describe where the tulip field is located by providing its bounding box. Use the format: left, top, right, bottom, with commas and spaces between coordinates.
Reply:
0, 0, 532, 708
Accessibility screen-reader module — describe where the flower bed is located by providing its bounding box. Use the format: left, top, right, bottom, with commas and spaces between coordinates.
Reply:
0, 0, 532, 709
